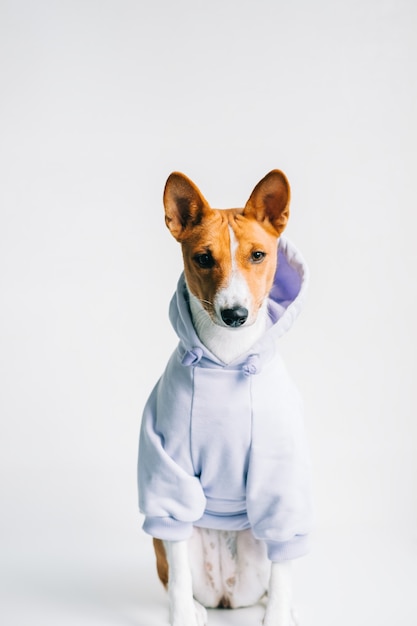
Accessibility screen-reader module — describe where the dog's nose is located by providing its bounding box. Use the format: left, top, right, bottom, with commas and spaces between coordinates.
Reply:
221, 306, 249, 327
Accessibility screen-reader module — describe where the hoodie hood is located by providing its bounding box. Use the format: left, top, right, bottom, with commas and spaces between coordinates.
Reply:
169, 236, 309, 367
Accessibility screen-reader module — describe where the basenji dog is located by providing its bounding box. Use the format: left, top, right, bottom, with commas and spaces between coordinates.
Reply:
140, 170, 311, 626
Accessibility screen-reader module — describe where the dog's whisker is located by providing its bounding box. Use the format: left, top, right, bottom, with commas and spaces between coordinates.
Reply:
199, 298, 214, 307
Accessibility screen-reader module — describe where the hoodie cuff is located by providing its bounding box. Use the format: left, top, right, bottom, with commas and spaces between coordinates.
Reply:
142, 516, 194, 541
266, 534, 310, 562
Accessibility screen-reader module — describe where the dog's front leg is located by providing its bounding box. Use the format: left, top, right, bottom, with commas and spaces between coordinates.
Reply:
263, 561, 295, 626
164, 540, 207, 626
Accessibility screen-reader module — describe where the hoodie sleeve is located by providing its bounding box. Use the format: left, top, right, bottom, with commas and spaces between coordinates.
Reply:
246, 357, 314, 562
138, 363, 206, 541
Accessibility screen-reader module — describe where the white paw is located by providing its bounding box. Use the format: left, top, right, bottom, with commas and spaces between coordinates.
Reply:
263, 607, 296, 626
194, 600, 207, 626
170, 599, 207, 626
263, 616, 290, 626
263, 604, 299, 626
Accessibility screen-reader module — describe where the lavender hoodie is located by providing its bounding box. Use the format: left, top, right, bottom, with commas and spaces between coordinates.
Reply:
138, 237, 313, 563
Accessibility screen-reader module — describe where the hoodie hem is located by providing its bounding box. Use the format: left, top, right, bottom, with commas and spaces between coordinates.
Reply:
266, 534, 310, 562
194, 510, 251, 531
142, 516, 194, 541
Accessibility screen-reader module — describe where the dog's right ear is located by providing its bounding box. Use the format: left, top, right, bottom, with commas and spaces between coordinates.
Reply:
163, 172, 210, 241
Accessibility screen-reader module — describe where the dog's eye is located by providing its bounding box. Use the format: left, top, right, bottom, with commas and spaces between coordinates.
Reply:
194, 252, 215, 269
251, 250, 266, 263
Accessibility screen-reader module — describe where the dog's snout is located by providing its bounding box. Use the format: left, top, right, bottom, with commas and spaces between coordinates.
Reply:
221, 306, 249, 327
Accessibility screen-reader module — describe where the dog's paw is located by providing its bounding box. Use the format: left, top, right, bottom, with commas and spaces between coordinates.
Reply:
263, 616, 290, 626
263, 607, 298, 626
194, 600, 207, 626
170, 599, 207, 626
290, 607, 300, 626
263, 604, 299, 626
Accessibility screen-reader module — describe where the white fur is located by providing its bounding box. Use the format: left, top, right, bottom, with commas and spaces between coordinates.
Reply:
165, 540, 207, 626
188, 289, 267, 364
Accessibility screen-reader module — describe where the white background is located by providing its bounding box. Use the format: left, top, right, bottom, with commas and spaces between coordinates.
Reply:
1, 1, 416, 625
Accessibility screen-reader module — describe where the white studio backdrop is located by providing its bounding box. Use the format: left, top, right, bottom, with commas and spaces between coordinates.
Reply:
1, 1, 416, 625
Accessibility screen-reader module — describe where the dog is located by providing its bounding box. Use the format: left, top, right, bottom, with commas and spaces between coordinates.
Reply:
138, 170, 313, 626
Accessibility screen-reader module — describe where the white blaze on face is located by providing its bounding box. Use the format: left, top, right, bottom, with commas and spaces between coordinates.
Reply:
214, 226, 252, 324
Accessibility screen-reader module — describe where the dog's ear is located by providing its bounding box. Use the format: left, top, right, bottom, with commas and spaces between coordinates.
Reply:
163, 172, 210, 241
243, 170, 290, 236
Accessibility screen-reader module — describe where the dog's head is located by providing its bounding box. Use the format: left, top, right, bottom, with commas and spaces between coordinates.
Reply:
163, 170, 290, 328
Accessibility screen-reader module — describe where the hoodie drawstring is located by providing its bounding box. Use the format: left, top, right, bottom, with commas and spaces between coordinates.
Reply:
242, 354, 261, 376
181, 348, 261, 375
181, 347, 204, 366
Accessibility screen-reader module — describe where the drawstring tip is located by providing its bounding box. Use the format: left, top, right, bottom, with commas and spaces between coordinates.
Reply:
181, 347, 204, 367
242, 354, 261, 376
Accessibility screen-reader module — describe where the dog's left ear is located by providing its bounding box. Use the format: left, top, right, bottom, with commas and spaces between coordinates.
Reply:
163, 172, 210, 242
243, 170, 290, 236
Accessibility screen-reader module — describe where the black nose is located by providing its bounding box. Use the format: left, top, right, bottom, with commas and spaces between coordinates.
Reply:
221, 306, 249, 327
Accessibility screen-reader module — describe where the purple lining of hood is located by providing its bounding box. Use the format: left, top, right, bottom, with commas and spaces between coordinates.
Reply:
269, 246, 302, 309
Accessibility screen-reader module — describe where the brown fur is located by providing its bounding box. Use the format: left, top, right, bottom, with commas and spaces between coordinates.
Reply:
153, 538, 169, 588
